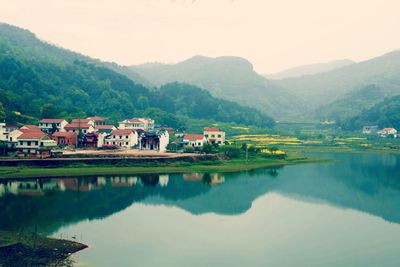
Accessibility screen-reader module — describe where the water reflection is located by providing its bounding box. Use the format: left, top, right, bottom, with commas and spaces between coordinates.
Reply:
1, 153, 400, 236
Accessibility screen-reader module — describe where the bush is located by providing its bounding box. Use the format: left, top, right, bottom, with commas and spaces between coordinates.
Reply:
219, 145, 241, 158
183, 146, 195, 153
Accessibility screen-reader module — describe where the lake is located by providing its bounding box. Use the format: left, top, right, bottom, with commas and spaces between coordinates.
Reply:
1, 152, 400, 267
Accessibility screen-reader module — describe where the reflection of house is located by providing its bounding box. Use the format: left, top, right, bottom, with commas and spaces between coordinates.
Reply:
204, 127, 225, 146
139, 130, 169, 152
104, 129, 138, 147
183, 134, 206, 148
39, 119, 68, 133
362, 126, 378, 134
159, 175, 169, 187
87, 116, 106, 126
64, 123, 95, 134
119, 118, 154, 131
16, 131, 57, 158
52, 132, 77, 147
2, 179, 59, 196
183, 173, 204, 181
110, 176, 138, 187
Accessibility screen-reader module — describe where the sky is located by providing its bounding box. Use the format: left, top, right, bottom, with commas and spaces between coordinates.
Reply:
0, 0, 400, 73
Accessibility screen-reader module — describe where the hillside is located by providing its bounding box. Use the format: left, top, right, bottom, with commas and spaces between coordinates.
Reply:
341, 95, 400, 131
273, 50, 400, 111
0, 23, 275, 128
315, 84, 387, 121
265, 59, 354, 79
131, 56, 307, 120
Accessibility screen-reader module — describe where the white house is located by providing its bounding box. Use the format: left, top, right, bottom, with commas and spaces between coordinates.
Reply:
0, 122, 6, 141
87, 116, 106, 126
39, 119, 68, 133
104, 129, 138, 148
378, 128, 398, 137
204, 127, 226, 146
362, 125, 379, 134
139, 130, 169, 152
119, 118, 154, 132
183, 134, 206, 148
16, 130, 57, 158
64, 123, 95, 134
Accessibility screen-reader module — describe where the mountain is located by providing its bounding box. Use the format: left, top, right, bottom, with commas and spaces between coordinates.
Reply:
265, 59, 354, 79
341, 94, 400, 131
273, 50, 400, 112
0, 23, 274, 128
315, 84, 387, 121
130, 56, 306, 120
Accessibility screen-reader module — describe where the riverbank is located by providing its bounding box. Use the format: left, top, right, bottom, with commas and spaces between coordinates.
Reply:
0, 154, 327, 179
0, 231, 87, 266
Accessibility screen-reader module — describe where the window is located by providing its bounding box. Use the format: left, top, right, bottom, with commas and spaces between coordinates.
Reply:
10, 137, 12, 142
27, 141, 31, 146
126, 142, 128, 145
218, 141, 222, 144
205, 134, 209, 138
218, 134, 221, 138
211, 134, 215, 138
126, 135, 128, 139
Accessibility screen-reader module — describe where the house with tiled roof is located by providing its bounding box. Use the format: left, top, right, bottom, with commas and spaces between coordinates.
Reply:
183, 134, 206, 148
139, 130, 169, 152
119, 118, 154, 132
20, 125, 40, 130
204, 127, 225, 146
64, 123, 95, 134
104, 129, 138, 148
39, 119, 68, 133
95, 125, 116, 134
71, 119, 95, 127
52, 131, 77, 147
16, 130, 57, 158
378, 127, 398, 138
87, 116, 106, 126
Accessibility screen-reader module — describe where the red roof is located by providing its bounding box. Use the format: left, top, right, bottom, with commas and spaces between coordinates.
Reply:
111, 129, 134, 135
52, 132, 76, 138
72, 119, 93, 123
204, 127, 220, 132
40, 119, 65, 123
22, 125, 39, 130
18, 131, 47, 139
183, 134, 204, 141
96, 125, 115, 129
383, 128, 396, 131
87, 116, 105, 122
65, 123, 91, 129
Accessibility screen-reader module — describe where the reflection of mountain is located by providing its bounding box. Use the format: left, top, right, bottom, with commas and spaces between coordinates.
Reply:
0, 153, 399, 235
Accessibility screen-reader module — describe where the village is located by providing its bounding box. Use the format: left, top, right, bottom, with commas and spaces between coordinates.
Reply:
0, 117, 226, 158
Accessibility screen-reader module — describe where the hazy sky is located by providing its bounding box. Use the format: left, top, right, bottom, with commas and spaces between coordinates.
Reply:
1, 0, 400, 73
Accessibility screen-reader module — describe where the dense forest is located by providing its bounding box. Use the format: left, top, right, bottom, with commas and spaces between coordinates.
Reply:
0, 23, 275, 129
341, 95, 400, 130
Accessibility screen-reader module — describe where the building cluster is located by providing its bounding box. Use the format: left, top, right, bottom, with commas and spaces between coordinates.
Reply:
0, 117, 169, 158
179, 127, 226, 148
362, 126, 398, 138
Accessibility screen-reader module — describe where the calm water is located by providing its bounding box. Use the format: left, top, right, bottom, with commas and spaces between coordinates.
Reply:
1, 152, 400, 267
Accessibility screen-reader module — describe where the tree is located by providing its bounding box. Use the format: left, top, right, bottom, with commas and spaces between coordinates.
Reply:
269, 146, 279, 155
0, 102, 5, 121
40, 103, 58, 118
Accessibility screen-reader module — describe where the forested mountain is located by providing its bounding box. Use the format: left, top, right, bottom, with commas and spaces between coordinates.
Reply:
131, 56, 306, 120
265, 59, 354, 79
273, 50, 400, 111
0, 23, 275, 128
341, 95, 400, 131
315, 85, 387, 121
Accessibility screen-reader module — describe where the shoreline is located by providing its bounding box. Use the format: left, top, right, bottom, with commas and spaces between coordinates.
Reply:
0, 155, 329, 179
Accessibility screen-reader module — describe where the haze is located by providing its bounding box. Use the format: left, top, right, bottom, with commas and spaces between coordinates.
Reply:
1, 0, 400, 73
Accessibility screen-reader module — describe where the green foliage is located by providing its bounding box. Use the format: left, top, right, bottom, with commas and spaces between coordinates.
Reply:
0, 23, 276, 129
201, 143, 215, 154
0, 102, 5, 120
183, 146, 195, 153
341, 95, 400, 131
219, 145, 241, 158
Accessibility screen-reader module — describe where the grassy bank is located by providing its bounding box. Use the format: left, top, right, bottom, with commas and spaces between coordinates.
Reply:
0, 154, 327, 179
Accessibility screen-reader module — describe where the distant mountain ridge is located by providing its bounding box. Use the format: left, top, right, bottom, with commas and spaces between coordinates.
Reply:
265, 59, 355, 79
131, 55, 307, 120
